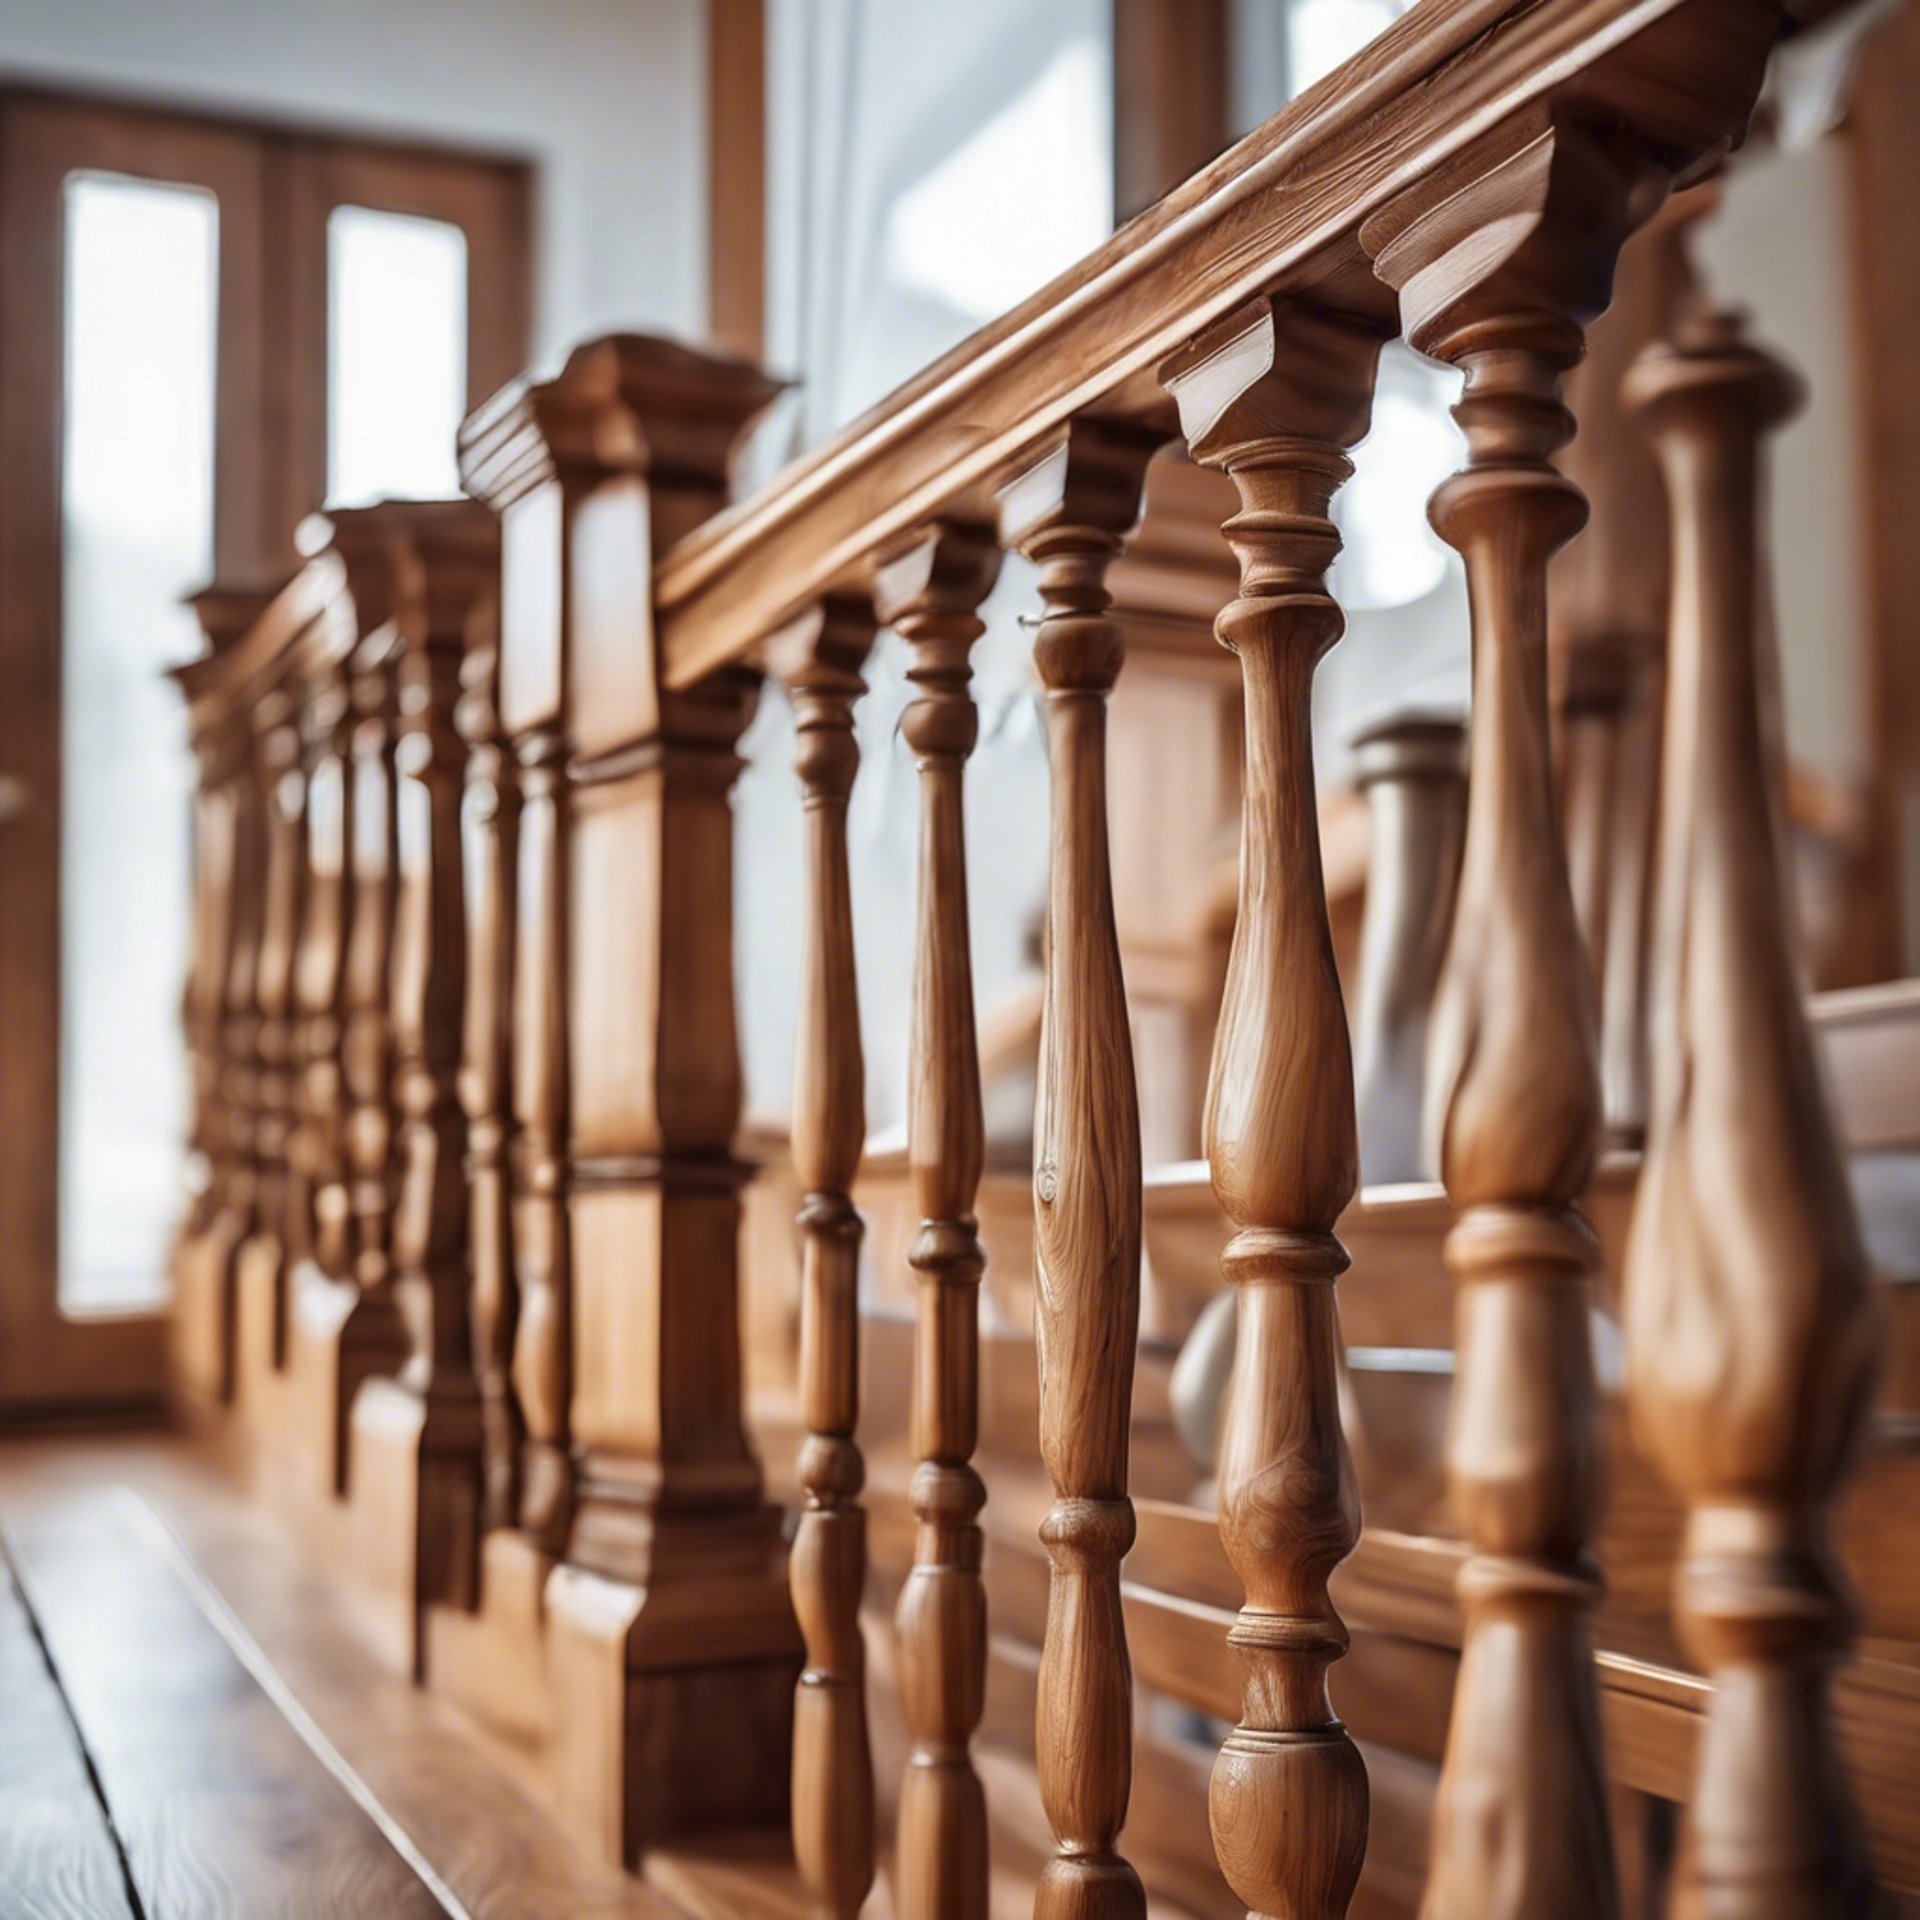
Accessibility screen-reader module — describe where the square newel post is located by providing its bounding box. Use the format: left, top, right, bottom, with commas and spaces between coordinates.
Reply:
460, 334, 798, 1861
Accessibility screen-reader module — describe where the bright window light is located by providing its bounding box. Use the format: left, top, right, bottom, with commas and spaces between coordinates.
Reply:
883, 37, 1112, 324
327, 205, 467, 506
1333, 347, 1460, 613
60, 172, 217, 1311
1289, 0, 1410, 95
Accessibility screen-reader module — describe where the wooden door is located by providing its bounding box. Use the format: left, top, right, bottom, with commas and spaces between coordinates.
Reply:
0, 91, 529, 1415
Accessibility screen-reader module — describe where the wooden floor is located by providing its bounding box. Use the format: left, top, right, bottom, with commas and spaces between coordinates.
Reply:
0, 1428, 681, 1920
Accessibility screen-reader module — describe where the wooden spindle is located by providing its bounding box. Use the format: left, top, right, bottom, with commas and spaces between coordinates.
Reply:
389, 531, 483, 1449
457, 620, 524, 1536
877, 521, 1002, 1920
1623, 308, 1880, 1920
1350, 713, 1469, 1186
344, 642, 403, 1312
252, 684, 308, 1364
776, 593, 879, 1920
292, 656, 356, 1287
998, 416, 1164, 1920
509, 725, 573, 1552
1162, 296, 1381, 1920
1364, 115, 1653, 1920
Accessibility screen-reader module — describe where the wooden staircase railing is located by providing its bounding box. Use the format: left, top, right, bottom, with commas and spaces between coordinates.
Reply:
163, 2, 1904, 1915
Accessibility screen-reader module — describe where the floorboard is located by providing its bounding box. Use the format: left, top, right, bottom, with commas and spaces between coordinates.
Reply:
0, 1432, 682, 1920
0, 1543, 137, 1920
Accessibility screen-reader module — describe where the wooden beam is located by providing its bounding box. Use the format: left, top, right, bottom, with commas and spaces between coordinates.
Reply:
1112, 0, 1230, 223
708, 0, 767, 362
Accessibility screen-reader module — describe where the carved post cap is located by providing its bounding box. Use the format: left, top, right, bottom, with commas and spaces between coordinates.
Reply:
457, 331, 787, 520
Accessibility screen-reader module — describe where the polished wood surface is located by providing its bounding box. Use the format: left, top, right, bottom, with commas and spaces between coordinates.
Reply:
877, 521, 1003, 1920
1624, 309, 1881, 1919
1164, 295, 1383, 1920
776, 594, 880, 1920
1000, 415, 1165, 1920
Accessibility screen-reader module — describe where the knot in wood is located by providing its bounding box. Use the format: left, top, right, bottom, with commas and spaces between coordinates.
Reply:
799, 1433, 866, 1504
910, 1459, 986, 1527
1038, 1496, 1135, 1569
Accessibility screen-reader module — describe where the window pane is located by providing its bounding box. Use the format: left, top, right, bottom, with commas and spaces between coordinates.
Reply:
60, 172, 217, 1312
327, 205, 467, 506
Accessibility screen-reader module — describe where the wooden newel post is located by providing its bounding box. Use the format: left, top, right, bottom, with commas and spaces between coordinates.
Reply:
463, 334, 799, 1860
998, 415, 1165, 1920
774, 593, 879, 1920
1162, 296, 1382, 1920
1624, 309, 1881, 1920
878, 520, 1002, 1920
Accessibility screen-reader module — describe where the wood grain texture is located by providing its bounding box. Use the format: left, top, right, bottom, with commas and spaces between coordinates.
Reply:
876, 522, 1003, 1920
999, 415, 1166, 1920
1163, 296, 1384, 1920
775, 594, 880, 1920
1623, 309, 1882, 1920
1364, 110, 1656, 1920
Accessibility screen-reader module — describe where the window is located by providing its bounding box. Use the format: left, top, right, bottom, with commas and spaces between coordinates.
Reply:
59, 173, 218, 1310
326, 205, 469, 507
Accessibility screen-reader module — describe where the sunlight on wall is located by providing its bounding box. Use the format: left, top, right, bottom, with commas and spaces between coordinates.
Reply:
59, 172, 216, 1311
326, 205, 467, 507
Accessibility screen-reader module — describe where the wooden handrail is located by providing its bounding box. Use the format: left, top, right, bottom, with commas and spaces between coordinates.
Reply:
654, 0, 1775, 689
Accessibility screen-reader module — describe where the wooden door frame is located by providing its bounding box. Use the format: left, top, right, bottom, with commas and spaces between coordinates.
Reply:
0, 85, 531, 1417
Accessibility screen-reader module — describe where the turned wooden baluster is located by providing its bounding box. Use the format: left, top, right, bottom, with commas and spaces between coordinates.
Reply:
777, 593, 879, 1920
458, 625, 524, 1535
877, 522, 1002, 1920
391, 595, 478, 1428
222, 721, 269, 1263
1162, 297, 1382, 1920
511, 724, 572, 1551
998, 416, 1164, 1920
293, 662, 356, 1284
1623, 309, 1880, 1920
345, 647, 403, 1307
253, 686, 309, 1361
1364, 115, 1654, 1920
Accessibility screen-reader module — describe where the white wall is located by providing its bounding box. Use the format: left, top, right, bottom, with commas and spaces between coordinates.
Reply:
0, 0, 709, 360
